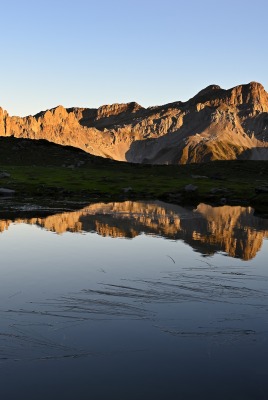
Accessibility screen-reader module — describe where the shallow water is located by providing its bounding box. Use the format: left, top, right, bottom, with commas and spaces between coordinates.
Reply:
0, 201, 268, 399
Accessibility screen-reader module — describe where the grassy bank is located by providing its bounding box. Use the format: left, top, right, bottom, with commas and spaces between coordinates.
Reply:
1, 160, 268, 212
0, 136, 268, 212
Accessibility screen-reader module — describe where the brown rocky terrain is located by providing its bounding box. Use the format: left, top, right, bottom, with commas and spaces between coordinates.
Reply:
1, 201, 268, 260
1, 82, 268, 164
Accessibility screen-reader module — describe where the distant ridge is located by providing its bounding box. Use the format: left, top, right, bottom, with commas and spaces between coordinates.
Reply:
1, 82, 268, 164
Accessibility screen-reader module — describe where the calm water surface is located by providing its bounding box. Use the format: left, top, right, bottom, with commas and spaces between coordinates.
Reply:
0, 201, 268, 399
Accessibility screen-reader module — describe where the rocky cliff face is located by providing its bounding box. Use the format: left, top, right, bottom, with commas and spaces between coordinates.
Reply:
1, 82, 268, 164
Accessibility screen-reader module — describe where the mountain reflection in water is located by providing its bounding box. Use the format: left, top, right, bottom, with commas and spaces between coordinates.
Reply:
1, 201, 268, 260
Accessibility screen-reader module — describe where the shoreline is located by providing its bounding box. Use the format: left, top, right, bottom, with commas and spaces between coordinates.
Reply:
0, 159, 267, 216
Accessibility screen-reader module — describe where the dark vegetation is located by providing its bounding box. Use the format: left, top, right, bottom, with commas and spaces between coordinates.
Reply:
0, 137, 268, 213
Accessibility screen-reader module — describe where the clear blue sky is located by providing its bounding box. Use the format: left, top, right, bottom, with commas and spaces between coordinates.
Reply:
1, 0, 267, 116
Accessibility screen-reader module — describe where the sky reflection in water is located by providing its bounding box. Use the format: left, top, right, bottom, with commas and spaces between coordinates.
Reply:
0, 201, 267, 400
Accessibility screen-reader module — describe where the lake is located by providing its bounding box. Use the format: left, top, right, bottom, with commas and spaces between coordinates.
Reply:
0, 200, 268, 399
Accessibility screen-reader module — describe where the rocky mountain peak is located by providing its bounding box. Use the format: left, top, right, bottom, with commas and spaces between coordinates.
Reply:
96, 101, 143, 119
248, 81, 265, 91
246, 81, 267, 103
195, 84, 222, 97
224, 81, 268, 113
0, 82, 268, 164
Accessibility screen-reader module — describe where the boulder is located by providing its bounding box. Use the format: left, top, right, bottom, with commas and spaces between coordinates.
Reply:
0, 187, 15, 195
191, 175, 208, 179
184, 184, 198, 192
255, 186, 268, 194
122, 187, 133, 193
0, 172, 11, 178
210, 187, 229, 194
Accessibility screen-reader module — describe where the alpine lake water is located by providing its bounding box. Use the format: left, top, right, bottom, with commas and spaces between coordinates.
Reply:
0, 199, 268, 400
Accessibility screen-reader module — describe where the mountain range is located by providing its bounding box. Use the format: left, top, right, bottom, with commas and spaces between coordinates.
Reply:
1, 82, 268, 164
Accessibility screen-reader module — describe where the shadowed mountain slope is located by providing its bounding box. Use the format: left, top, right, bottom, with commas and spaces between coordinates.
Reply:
1, 82, 268, 164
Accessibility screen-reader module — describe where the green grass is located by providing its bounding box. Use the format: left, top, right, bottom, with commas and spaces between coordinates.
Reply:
1, 161, 267, 208
0, 137, 268, 212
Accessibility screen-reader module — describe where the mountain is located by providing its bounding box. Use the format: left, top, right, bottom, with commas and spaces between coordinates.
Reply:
1, 82, 268, 164
1, 201, 268, 260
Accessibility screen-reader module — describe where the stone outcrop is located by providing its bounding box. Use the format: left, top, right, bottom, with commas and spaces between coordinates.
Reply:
1, 82, 268, 164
